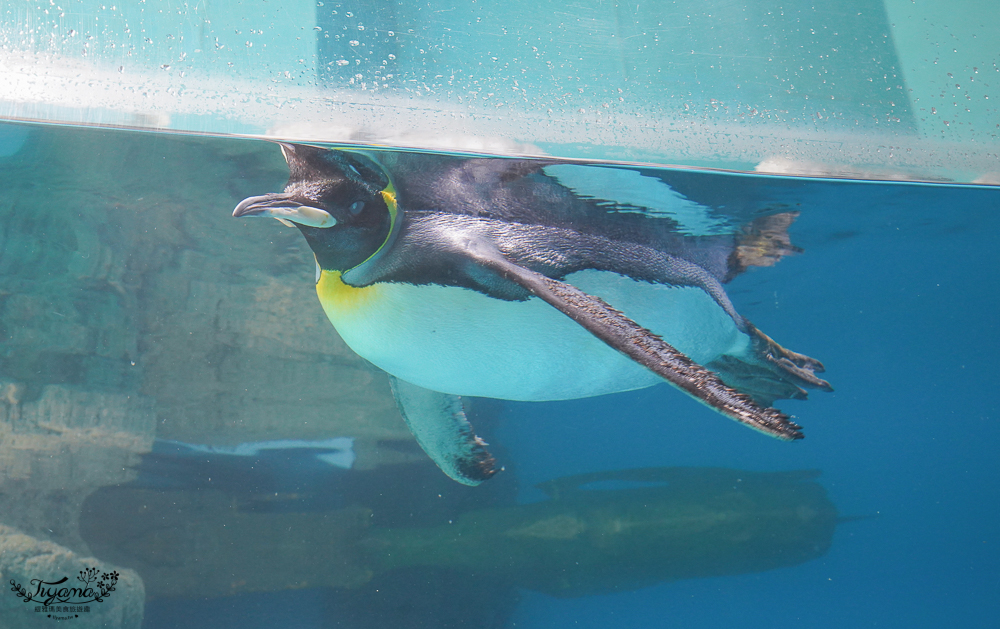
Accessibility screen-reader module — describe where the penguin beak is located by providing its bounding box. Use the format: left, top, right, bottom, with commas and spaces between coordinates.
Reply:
233, 193, 337, 228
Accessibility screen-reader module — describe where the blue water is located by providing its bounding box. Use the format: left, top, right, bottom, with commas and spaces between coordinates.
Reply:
2, 122, 998, 628
157, 171, 998, 628
495, 180, 1000, 628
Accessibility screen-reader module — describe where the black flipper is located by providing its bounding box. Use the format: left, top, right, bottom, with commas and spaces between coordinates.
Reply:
461, 240, 804, 440
388, 376, 498, 486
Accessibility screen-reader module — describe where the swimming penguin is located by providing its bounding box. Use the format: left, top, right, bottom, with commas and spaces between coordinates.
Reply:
234, 144, 832, 485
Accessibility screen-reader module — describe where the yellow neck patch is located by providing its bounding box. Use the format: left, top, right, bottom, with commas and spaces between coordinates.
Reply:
315, 179, 396, 318
316, 269, 380, 317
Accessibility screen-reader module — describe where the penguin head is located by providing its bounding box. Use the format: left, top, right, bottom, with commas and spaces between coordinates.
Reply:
233, 143, 396, 272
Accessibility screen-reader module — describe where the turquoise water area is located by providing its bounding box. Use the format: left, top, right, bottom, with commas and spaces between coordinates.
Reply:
0, 121, 997, 629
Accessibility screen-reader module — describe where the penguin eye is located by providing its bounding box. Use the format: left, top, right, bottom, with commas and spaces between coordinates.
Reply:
348, 201, 365, 215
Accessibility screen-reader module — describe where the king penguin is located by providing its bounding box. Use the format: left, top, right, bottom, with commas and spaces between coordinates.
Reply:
234, 144, 832, 486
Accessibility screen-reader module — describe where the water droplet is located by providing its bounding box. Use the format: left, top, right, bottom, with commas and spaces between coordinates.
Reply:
336, 59, 349, 66
388, 53, 396, 60
349, 40, 359, 46
387, 30, 395, 37
931, 107, 937, 114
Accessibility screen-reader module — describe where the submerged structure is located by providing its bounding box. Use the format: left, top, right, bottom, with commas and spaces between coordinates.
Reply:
367, 466, 837, 597
80, 466, 838, 600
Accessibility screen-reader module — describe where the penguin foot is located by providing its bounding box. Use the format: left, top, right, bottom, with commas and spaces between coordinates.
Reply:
744, 322, 832, 392
726, 212, 804, 281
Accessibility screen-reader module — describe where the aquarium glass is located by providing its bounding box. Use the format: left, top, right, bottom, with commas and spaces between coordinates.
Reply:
1, 0, 998, 180
0, 2, 998, 629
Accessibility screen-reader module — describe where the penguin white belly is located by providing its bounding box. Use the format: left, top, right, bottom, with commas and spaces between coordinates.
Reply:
317, 269, 749, 401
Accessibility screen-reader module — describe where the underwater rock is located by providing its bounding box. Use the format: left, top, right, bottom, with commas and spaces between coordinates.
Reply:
367, 467, 838, 597
78, 466, 837, 600
0, 385, 155, 553
0, 124, 410, 452
0, 124, 426, 626
0, 524, 144, 629
78, 457, 513, 599
81, 489, 375, 598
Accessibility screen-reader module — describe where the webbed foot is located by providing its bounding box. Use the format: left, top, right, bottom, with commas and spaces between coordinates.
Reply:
744, 321, 832, 392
